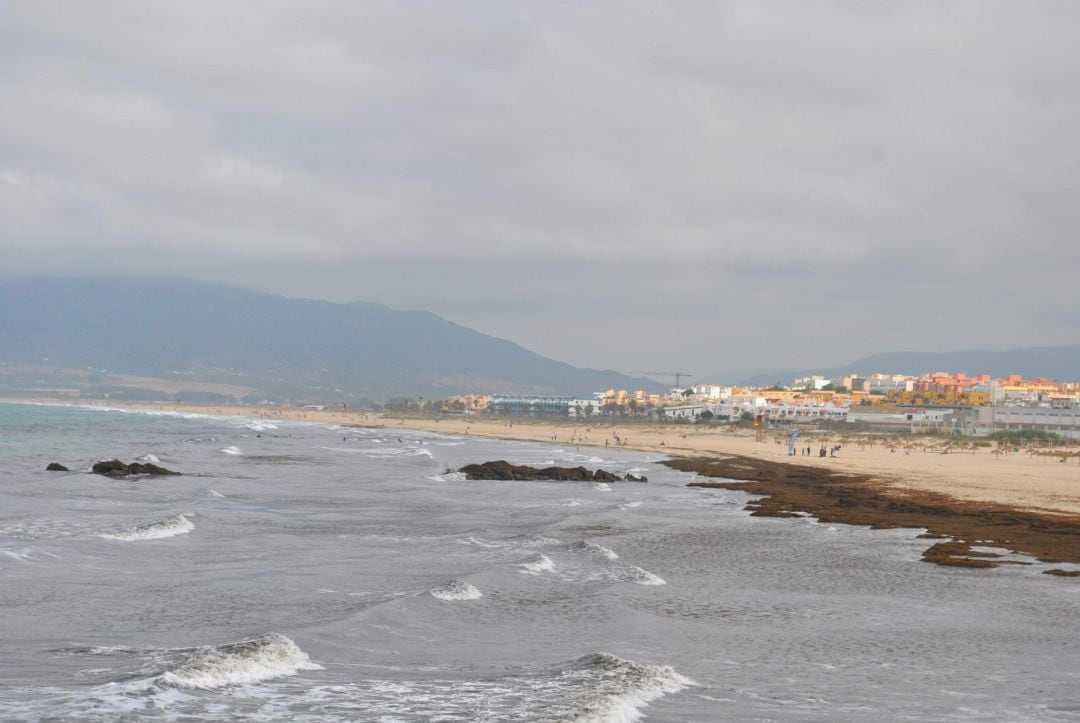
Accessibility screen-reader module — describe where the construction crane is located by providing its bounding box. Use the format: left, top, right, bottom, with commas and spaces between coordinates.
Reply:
624, 371, 693, 391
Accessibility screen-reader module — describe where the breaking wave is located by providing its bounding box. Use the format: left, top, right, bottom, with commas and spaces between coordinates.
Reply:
135, 454, 160, 464
429, 580, 483, 601
219, 446, 243, 456
518, 553, 556, 575
575, 541, 619, 560
426, 471, 467, 482
100, 514, 194, 541
563, 652, 695, 722
627, 566, 666, 586
158, 633, 322, 689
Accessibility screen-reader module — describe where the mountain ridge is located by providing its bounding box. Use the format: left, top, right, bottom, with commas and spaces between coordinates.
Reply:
0, 278, 661, 403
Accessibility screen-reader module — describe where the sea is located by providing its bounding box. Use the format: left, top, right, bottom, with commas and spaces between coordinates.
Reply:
1, 401, 1079, 722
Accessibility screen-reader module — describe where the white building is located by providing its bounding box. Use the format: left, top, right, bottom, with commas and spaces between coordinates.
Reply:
662, 404, 709, 420
866, 374, 915, 394
793, 375, 830, 390
692, 384, 731, 401
971, 406, 1080, 440
568, 399, 603, 418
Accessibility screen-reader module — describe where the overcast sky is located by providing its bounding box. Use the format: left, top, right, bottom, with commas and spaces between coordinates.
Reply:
2, 2, 1078, 380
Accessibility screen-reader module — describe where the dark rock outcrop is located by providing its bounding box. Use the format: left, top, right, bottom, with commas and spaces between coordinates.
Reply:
458, 460, 644, 482
46, 462, 69, 471
91, 459, 180, 478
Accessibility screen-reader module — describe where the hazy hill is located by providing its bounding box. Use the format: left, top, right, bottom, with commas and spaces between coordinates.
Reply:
0, 278, 659, 403
725, 345, 1080, 387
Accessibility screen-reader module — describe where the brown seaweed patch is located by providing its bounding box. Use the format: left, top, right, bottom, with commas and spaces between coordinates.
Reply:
669, 454, 1080, 571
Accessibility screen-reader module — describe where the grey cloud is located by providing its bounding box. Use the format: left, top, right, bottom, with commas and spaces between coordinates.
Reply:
1, 1, 1078, 376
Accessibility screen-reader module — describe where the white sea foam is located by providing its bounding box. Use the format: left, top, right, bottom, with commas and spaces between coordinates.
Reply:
136, 652, 694, 722
0, 517, 90, 540
461, 536, 505, 548
619, 501, 643, 510
158, 633, 322, 689
359, 446, 434, 459
1, 547, 60, 563
219, 446, 243, 456
566, 652, 695, 723
135, 454, 161, 464
241, 420, 278, 432
100, 514, 194, 541
518, 553, 556, 575
627, 566, 666, 586
429, 580, 483, 600
563, 498, 583, 507
593, 482, 612, 492
515, 535, 562, 547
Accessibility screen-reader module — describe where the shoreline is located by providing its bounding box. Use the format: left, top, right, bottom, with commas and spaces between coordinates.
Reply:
664, 454, 1080, 570
8, 397, 1080, 570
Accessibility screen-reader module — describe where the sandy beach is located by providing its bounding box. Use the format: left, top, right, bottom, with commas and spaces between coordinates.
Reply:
20, 398, 1079, 516
387, 414, 1080, 516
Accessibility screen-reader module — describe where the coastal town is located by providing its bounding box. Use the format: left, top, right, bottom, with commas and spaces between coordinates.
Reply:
431, 371, 1080, 440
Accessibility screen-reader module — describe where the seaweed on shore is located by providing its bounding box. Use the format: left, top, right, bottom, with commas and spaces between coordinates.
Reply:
666, 454, 1080, 571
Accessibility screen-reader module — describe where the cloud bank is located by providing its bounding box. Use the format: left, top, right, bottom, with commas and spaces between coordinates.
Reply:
2, 1, 1078, 377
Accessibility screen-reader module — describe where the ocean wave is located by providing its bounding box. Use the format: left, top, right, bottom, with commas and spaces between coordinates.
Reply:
627, 566, 666, 586
100, 514, 194, 541
240, 420, 278, 432
593, 482, 612, 492
429, 580, 483, 601
518, 553, 556, 575
619, 501, 643, 509
573, 541, 619, 560
5, 649, 689, 722
563, 652, 695, 723
158, 633, 322, 689
135, 454, 160, 464
219, 446, 243, 456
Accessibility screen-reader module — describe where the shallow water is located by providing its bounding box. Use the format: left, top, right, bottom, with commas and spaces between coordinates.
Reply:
1, 402, 1079, 721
